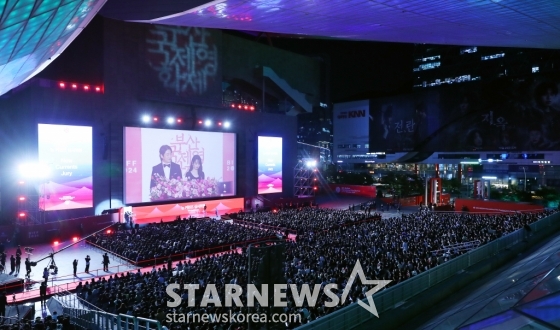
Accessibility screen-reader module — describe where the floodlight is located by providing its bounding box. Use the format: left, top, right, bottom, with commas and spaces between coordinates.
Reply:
223, 121, 231, 128
167, 117, 175, 124
142, 115, 150, 123
204, 120, 212, 127
18, 163, 51, 179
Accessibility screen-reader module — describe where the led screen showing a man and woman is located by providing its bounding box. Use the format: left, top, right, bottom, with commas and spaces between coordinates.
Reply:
368, 75, 560, 152
37, 124, 93, 211
257, 136, 283, 194
124, 127, 236, 204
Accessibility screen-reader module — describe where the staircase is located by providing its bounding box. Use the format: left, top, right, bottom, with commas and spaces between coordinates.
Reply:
262, 66, 313, 114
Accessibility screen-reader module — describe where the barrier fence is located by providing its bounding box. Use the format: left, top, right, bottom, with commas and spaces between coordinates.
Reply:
62, 306, 162, 330
297, 211, 560, 330
86, 235, 278, 267
54, 284, 104, 312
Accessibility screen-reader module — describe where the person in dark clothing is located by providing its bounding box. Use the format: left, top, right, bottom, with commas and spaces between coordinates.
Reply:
15, 254, 20, 274
42, 268, 49, 284
0, 253, 6, 271
25, 258, 31, 277
72, 259, 78, 277
167, 256, 172, 272
15, 246, 21, 257
0, 291, 6, 320
102, 253, 110, 271
39, 282, 47, 305
85, 255, 91, 273
9, 256, 14, 274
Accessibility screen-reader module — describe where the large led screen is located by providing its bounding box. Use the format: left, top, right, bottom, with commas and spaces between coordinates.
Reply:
368, 74, 560, 153
124, 127, 236, 204
38, 124, 93, 210
257, 136, 282, 194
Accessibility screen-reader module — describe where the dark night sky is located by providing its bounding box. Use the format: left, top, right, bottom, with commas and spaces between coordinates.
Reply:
38, 15, 415, 103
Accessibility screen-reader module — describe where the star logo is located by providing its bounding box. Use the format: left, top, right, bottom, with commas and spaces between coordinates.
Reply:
340, 259, 391, 318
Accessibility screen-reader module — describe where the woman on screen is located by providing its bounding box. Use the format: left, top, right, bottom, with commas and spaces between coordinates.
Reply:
185, 155, 205, 181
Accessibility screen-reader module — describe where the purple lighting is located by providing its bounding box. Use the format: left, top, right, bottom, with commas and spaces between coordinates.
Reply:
134, 0, 560, 49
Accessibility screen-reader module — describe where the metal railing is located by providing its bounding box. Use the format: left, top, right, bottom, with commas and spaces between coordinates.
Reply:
0, 316, 21, 325
430, 240, 481, 256
298, 211, 560, 330
53, 284, 104, 312
62, 307, 162, 330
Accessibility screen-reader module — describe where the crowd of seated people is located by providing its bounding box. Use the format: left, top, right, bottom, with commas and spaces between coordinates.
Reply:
79, 208, 556, 329
234, 207, 376, 234
87, 219, 276, 263
1, 313, 73, 330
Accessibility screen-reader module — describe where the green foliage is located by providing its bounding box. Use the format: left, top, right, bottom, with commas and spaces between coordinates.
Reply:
329, 172, 374, 185
380, 173, 423, 197
490, 185, 559, 204
442, 179, 461, 194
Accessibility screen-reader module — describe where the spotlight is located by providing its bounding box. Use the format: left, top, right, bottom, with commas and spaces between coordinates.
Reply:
218, 122, 222, 126
167, 117, 175, 124
18, 197, 25, 201
250, 106, 255, 111
306, 160, 317, 168
244, 105, 248, 110
18, 181, 25, 185
224, 121, 231, 128
107, 229, 112, 234
95, 86, 101, 92
204, 120, 212, 127
153, 117, 158, 122
71, 84, 77, 89
53, 241, 59, 246
177, 118, 182, 123
59, 82, 65, 88
83, 85, 89, 91
231, 104, 235, 108
198, 120, 203, 125
18, 212, 26, 218
142, 115, 150, 123
238, 105, 242, 109
73, 237, 78, 242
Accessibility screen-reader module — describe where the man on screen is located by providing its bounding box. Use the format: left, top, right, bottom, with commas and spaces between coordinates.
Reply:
150, 145, 182, 188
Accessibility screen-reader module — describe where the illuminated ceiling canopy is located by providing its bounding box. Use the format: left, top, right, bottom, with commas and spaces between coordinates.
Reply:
3, 0, 560, 97
101, 0, 560, 49
0, 0, 106, 97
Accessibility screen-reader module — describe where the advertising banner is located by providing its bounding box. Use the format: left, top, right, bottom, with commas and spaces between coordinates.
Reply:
454, 198, 544, 212
368, 75, 560, 152
329, 184, 376, 198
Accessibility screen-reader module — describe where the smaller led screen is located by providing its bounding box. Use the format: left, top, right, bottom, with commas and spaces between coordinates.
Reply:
257, 136, 282, 194
38, 124, 93, 210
